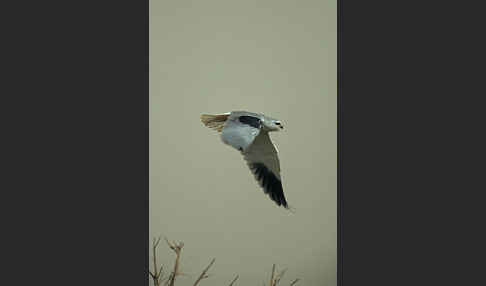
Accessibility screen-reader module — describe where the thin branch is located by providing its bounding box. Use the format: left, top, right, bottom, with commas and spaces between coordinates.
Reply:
193, 258, 216, 286
274, 268, 287, 285
153, 237, 161, 276
269, 264, 276, 286
154, 236, 162, 248
164, 238, 184, 286
150, 237, 163, 286
289, 278, 300, 286
228, 275, 239, 286
162, 274, 172, 286
158, 264, 164, 277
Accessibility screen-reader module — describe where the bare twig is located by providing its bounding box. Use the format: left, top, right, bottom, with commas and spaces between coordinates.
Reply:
269, 264, 276, 286
164, 237, 184, 286
150, 236, 299, 286
274, 268, 287, 285
161, 275, 172, 285
193, 258, 216, 286
150, 237, 164, 286
228, 275, 239, 286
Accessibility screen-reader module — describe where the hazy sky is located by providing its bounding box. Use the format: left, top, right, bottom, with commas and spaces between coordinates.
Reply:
150, 1, 336, 285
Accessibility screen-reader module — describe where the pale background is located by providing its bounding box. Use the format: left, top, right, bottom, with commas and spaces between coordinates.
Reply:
150, 1, 336, 285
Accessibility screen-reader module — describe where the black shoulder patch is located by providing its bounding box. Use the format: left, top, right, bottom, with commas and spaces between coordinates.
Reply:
249, 163, 288, 208
238, 116, 261, 129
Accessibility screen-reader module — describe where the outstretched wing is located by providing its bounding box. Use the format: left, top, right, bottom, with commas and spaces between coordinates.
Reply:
220, 115, 262, 152
243, 132, 288, 208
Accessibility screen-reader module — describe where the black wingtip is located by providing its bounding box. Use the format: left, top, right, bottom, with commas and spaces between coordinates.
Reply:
249, 163, 288, 208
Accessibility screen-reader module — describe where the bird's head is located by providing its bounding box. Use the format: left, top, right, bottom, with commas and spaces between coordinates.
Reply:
262, 118, 284, 132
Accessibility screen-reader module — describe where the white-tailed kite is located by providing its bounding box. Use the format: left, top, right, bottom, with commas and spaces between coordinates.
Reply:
201, 111, 289, 209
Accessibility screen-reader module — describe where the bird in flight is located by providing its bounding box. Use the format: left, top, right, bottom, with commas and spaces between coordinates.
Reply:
201, 111, 289, 209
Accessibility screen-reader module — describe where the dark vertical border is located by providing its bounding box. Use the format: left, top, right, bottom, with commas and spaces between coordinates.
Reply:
337, 0, 343, 286
2, 0, 149, 285
144, 0, 150, 282
337, 1, 484, 285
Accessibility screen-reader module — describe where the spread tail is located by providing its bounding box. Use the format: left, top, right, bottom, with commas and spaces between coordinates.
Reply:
200, 113, 230, 132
